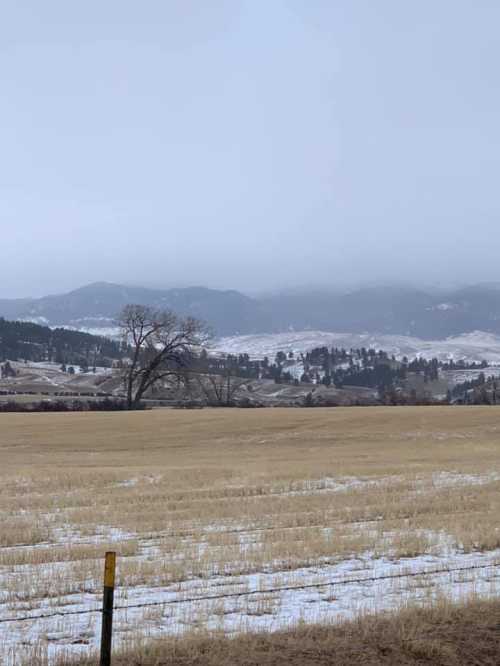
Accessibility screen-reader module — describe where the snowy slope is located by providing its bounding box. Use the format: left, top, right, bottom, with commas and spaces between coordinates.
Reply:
213, 330, 500, 364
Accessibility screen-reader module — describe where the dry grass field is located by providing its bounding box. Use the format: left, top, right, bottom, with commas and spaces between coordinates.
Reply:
55, 596, 500, 666
1, 406, 500, 664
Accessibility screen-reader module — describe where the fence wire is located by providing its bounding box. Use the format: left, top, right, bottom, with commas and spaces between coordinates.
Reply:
1, 560, 498, 625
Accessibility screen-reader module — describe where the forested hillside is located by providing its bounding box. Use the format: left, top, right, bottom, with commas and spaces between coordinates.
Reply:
0, 318, 122, 367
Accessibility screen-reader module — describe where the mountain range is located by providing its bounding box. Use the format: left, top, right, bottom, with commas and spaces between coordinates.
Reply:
1, 281, 500, 339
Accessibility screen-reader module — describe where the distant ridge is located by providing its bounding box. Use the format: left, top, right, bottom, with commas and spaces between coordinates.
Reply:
1, 281, 500, 338
0, 282, 261, 337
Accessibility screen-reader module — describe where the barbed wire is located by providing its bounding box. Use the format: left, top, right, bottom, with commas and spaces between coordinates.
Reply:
0, 560, 498, 625
3, 507, 488, 552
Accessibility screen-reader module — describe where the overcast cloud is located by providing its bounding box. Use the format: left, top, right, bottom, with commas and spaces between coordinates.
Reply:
1, 1, 499, 297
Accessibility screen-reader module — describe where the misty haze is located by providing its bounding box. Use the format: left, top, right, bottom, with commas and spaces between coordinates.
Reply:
1, 1, 500, 297
2, 3, 500, 665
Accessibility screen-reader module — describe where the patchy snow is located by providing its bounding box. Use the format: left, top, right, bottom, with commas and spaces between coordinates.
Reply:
274, 476, 399, 497
19, 316, 50, 326
63, 326, 122, 339
116, 478, 139, 488
213, 330, 500, 365
272, 472, 500, 498
430, 471, 500, 488
28, 362, 112, 376
3, 470, 500, 662
442, 368, 500, 387
2, 545, 500, 664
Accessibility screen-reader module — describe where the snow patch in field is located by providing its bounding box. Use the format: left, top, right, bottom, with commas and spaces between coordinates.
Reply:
431, 471, 500, 488
281, 476, 398, 496
2, 546, 500, 664
4, 469, 500, 663
116, 478, 138, 488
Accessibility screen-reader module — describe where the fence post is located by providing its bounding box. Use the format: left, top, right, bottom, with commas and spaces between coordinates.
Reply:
100, 551, 116, 666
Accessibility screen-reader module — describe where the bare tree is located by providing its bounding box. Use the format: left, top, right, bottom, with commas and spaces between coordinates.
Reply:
118, 304, 209, 409
193, 369, 247, 406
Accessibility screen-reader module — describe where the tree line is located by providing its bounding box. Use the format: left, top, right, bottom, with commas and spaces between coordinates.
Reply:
191, 345, 488, 391
0, 318, 122, 367
1, 307, 496, 410
118, 306, 497, 408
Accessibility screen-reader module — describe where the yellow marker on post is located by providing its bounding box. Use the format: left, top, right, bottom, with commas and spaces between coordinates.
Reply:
100, 551, 116, 666
104, 551, 116, 588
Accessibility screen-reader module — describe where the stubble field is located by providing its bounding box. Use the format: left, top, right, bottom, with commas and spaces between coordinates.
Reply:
1, 406, 500, 664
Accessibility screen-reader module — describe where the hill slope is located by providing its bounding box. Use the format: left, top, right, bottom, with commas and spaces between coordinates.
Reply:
0, 317, 122, 366
2, 282, 500, 338
0, 282, 262, 336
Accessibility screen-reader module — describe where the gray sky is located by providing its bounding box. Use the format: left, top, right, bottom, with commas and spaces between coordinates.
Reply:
1, 1, 499, 297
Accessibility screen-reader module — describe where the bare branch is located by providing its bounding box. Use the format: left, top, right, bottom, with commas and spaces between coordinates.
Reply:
117, 304, 211, 408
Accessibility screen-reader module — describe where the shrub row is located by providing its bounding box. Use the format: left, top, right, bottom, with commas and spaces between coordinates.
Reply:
0, 398, 146, 412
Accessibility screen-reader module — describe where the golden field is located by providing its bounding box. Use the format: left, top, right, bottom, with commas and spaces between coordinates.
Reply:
1, 406, 500, 663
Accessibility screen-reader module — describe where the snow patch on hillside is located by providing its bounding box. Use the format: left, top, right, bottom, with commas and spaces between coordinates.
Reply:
213, 330, 500, 364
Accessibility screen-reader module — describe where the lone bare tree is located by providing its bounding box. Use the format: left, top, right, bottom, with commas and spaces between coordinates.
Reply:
192, 368, 247, 406
118, 304, 209, 409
